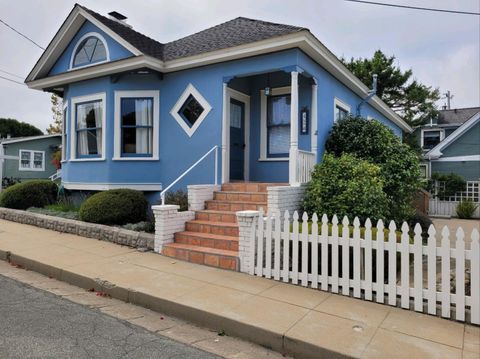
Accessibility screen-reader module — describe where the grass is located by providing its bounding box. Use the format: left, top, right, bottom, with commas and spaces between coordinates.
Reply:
45, 201, 79, 213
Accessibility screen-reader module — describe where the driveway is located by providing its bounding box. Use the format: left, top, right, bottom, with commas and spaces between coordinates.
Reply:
431, 218, 479, 246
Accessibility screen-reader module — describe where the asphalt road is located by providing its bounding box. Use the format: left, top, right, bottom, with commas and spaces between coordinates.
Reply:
0, 275, 219, 359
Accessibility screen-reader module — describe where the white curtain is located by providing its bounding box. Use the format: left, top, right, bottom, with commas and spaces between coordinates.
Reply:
77, 104, 89, 156
135, 99, 152, 154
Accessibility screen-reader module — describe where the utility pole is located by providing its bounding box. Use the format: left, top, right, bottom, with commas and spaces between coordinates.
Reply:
444, 90, 454, 109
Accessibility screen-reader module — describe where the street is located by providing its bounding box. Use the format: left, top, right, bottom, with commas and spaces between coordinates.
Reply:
0, 274, 218, 359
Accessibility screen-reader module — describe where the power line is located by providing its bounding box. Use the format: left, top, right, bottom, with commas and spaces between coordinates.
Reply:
0, 18, 45, 50
0, 75, 25, 85
345, 0, 480, 16
0, 69, 24, 80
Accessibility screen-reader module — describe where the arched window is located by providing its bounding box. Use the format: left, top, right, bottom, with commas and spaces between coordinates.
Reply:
70, 33, 109, 69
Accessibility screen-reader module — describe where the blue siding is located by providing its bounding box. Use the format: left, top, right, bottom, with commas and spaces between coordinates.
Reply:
49, 21, 133, 76
61, 48, 403, 192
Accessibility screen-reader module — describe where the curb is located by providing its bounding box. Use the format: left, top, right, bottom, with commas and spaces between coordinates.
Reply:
0, 248, 346, 359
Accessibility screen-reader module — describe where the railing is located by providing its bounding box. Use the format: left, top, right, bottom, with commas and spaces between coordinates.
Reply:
249, 208, 480, 324
296, 150, 316, 183
49, 170, 62, 181
160, 145, 218, 205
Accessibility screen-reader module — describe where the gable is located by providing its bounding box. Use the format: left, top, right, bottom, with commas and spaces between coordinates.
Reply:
48, 21, 134, 76
442, 121, 480, 157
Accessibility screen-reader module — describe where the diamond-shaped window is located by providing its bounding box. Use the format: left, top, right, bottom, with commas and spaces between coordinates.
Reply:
179, 95, 204, 128
170, 84, 212, 137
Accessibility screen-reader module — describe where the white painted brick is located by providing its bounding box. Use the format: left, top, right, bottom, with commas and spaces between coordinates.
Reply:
187, 184, 221, 211
152, 205, 195, 253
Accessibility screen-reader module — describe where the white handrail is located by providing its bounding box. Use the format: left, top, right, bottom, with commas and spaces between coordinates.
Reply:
160, 145, 218, 205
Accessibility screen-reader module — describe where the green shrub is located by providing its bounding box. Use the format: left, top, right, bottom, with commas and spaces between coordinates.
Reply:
1, 176, 21, 189
303, 153, 388, 222
456, 200, 478, 219
165, 189, 188, 211
429, 172, 466, 199
0, 180, 57, 210
325, 116, 421, 222
79, 189, 148, 225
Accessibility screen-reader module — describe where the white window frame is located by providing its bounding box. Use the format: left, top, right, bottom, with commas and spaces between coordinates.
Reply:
69, 32, 110, 70
18, 150, 45, 171
170, 84, 212, 137
421, 128, 445, 149
260, 86, 291, 161
70, 93, 106, 162
61, 101, 68, 162
333, 97, 351, 123
113, 90, 160, 161
419, 163, 430, 179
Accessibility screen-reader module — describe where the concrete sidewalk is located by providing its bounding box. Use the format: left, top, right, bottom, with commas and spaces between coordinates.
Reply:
0, 219, 478, 359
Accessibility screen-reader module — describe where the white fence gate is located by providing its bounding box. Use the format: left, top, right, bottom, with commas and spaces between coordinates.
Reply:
429, 180, 480, 218
249, 209, 480, 324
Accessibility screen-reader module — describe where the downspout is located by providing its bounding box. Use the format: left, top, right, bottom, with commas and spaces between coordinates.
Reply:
356, 74, 378, 117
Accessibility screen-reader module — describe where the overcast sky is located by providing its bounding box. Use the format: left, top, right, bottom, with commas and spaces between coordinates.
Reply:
0, 0, 479, 132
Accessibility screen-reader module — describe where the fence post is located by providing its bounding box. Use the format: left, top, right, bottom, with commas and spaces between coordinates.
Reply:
152, 205, 195, 253
237, 210, 260, 274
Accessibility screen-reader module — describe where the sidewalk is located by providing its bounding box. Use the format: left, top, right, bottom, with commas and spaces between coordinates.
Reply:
0, 219, 478, 359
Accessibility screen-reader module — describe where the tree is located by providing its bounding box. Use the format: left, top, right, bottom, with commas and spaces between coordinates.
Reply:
46, 94, 62, 134
0, 118, 43, 138
342, 50, 440, 126
325, 116, 422, 223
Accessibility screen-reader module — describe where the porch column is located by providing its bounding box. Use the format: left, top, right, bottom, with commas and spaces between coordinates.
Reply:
289, 71, 299, 186
221, 82, 229, 183
311, 79, 318, 158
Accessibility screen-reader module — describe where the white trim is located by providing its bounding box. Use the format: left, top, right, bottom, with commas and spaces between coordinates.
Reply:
70, 92, 106, 161
258, 157, 289, 162
421, 128, 445, 149
333, 97, 351, 123
260, 86, 291, 161
225, 88, 250, 181
18, 149, 45, 172
311, 81, 318, 157
289, 72, 299, 185
432, 155, 480, 162
419, 163, 429, 179
62, 101, 68, 162
170, 84, 212, 137
113, 90, 160, 160
63, 182, 162, 191
221, 83, 228, 183
0, 134, 61, 145
426, 112, 480, 159
69, 32, 110, 70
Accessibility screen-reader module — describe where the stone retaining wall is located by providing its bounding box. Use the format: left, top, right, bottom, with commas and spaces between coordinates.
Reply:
0, 208, 154, 249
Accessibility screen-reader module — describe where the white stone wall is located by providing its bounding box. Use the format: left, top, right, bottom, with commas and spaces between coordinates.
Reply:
152, 205, 195, 253
187, 184, 221, 211
236, 210, 260, 273
267, 184, 307, 215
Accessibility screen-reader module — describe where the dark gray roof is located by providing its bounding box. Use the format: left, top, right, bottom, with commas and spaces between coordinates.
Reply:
438, 107, 480, 125
79, 4, 306, 62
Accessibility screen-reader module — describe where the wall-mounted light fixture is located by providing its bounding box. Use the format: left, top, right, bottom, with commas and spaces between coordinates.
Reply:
301, 106, 309, 134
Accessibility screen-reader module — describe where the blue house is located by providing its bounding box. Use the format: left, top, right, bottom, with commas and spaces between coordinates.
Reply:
26, 4, 410, 198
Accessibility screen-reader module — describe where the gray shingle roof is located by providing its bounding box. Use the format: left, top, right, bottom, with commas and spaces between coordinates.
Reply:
79, 5, 306, 62
438, 107, 480, 125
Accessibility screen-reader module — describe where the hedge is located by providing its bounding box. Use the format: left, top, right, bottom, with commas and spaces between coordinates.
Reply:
0, 180, 57, 210
79, 189, 148, 225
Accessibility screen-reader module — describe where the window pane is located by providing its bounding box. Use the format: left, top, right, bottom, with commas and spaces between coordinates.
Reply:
179, 95, 204, 127
335, 105, 348, 122
230, 102, 242, 128
77, 101, 102, 129
267, 95, 291, 126
20, 151, 31, 168
121, 98, 153, 155
90, 41, 106, 63
423, 131, 441, 149
76, 100, 102, 157
77, 129, 101, 156
33, 152, 43, 169
73, 37, 107, 67
268, 126, 290, 155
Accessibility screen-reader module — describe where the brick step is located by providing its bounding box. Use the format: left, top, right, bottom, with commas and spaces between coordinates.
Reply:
221, 182, 287, 193
205, 200, 267, 212
195, 210, 237, 223
174, 231, 239, 251
185, 220, 239, 237
214, 191, 267, 203
162, 243, 238, 270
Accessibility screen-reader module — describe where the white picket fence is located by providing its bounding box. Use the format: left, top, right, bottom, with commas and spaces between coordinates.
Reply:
249, 209, 480, 324
296, 150, 316, 183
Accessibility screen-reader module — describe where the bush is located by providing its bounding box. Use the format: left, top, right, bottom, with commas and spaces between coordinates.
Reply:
1, 177, 20, 189
303, 153, 388, 222
79, 189, 148, 225
325, 116, 421, 222
165, 189, 188, 211
429, 172, 466, 199
456, 200, 478, 219
409, 211, 433, 238
0, 180, 57, 210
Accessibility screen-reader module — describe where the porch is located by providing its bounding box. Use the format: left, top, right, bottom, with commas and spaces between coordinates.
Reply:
221, 68, 318, 186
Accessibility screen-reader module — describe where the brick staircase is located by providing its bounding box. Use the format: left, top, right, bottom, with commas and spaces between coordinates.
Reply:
162, 182, 284, 271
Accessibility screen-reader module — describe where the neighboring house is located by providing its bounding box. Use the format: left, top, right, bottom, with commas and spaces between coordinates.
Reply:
0, 135, 61, 182
25, 4, 411, 198
414, 107, 480, 181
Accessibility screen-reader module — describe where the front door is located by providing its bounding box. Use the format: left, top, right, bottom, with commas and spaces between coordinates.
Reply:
229, 99, 245, 181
